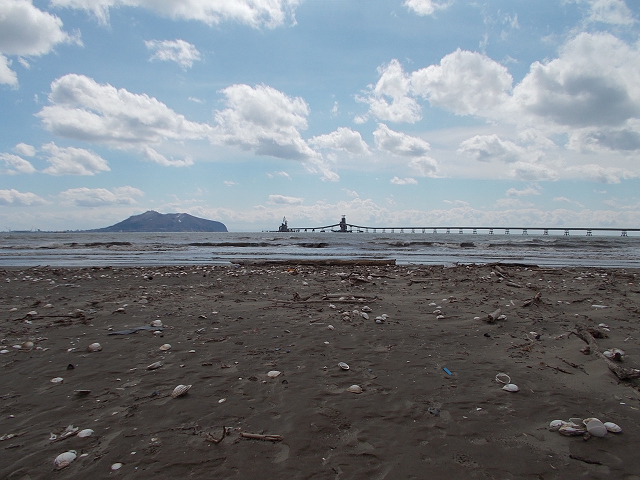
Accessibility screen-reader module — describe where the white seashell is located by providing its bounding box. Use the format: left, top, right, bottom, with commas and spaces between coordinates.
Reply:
603, 350, 614, 359
171, 384, 192, 398
569, 417, 583, 426
76, 429, 94, 438
585, 418, 607, 437
150, 319, 162, 327
267, 370, 281, 378
502, 384, 519, 392
558, 424, 586, 436
346, 384, 363, 394
603, 422, 622, 433
549, 420, 566, 431
87, 342, 102, 352
338, 362, 349, 370
111, 462, 123, 471
159, 344, 171, 351
146, 361, 163, 370
495, 373, 511, 384
51, 377, 64, 384
327, 325, 334, 330
361, 306, 372, 312
360, 312, 369, 320
54, 450, 77, 469
27, 311, 38, 316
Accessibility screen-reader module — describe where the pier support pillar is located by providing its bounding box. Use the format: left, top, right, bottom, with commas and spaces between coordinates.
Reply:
564, 229, 570, 236
622, 230, 628, 236
505, 229, 510, 234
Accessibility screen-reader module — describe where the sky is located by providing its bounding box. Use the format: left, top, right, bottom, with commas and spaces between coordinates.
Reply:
1, 0, 640, 232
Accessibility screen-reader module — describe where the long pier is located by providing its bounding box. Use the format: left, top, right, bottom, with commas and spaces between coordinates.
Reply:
273, 217, 638, 236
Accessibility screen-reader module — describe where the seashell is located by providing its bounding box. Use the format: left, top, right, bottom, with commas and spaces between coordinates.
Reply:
76, 429, 94, 438
549, 420, 566, 431
327, 325, 334, 330
87, 342, 102, 352
54, 450, 77, 469
502, 383, 519, 392
361, 306, 372, 313
267, 370, 281, 378
147, 361, 163, 370
21, 341, 34, 350
360, 312, 369, 320
612, 348, 625, 361
338, 362, 350, 370
569, 417, 583, 426
159, 344, 171, 351
559, 424, 586, 436
603, 350, 614, 359
495, 373, 511, 384
604, 422, 622, 433
346, 384, 363, 394
151, 319, 163, 327
585, 418, 607, 437
51, 377, 64, 384
111, 463, 123, 471
171, 384, 192, 398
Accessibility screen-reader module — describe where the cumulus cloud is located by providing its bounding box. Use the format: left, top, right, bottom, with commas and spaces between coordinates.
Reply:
41, 142, 110, 175
59, 186, 143, 207
390, 176, 417, 185
309, 127, 370, 155
356, 59, 421, 123
411, 49, 513, 116
0, 189, 46, 206
268, 194, 303, 205
37, 74, 208, 166
404, 0, 452, 16
458, 134, 526, 163
582, 0, 635, 25
0, 0, 79, 85
0, 153, 36, 175
374, 124, 438, 176
50, 0, 301, 28
14, 143, 36, 157
145, 39, 201, 69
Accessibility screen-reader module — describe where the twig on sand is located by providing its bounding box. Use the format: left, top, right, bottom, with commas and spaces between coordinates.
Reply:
522, 292, 541, 307
240, 432, 283, 442
569, 454, 602, 465
556, 356, 588, 374
540, 362, 573, 374
204, 427, 226, 444
574, 324, 640, 380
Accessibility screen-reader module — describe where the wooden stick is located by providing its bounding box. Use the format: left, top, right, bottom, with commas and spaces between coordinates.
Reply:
240, 432, 283, 442
204, 427, 226, 444
575, 324, 640, 380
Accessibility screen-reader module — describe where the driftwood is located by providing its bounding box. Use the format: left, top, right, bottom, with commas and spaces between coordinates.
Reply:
240, 432, 283, 442
485, 308, 502, 324
204, 427, 226, 444
522, 292, 541, 307
575, 324, 640, 380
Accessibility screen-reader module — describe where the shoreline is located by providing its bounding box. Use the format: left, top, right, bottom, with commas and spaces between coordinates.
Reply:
1, 263, 639, 478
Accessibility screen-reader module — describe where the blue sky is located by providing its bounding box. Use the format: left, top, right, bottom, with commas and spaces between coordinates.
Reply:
1, 0, 639, 231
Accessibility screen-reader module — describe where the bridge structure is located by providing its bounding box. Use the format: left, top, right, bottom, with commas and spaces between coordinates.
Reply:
273, 216, 639, 236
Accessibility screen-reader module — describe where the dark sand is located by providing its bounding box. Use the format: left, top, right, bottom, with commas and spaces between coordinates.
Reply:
1, 263, 639, 479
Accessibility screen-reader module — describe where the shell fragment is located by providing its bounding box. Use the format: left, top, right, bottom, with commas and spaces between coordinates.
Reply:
346, 385, 363, 394
338, 362, 349, 370
54, 451, 77, 469
171, 384, 192, 398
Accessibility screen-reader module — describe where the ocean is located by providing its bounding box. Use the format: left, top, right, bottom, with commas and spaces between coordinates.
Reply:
1, 231, 639, 268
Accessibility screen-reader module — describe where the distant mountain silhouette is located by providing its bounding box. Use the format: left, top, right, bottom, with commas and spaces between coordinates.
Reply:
93, 211, 228, 232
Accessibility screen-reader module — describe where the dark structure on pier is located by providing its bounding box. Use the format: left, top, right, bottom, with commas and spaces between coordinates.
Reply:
271, 216, 638, 236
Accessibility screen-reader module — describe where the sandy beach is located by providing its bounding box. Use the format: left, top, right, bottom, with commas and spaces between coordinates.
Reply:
1, 262, 639, 479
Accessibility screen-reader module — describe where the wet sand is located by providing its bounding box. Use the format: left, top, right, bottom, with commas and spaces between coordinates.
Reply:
1, 263, 639, 479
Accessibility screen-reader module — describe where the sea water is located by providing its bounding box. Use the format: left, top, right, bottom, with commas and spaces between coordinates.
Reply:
1, 231, 639, 268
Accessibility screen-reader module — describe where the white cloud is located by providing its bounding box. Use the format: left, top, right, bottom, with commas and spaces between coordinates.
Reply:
411, 49, 513, 116
145, 39, 201, 69
0, 153, 36, 175
404, 0, 452, 16
59, 186, 143, 207
268, 194, 303, 205
458, 134, 526, 163
51, 0, 301, 28
583, 0, 635, 25
37, 74, 208, 166
41, 142, 110, 175
565, 164, 634, 183
14, 143, 36, 157
374, 124, 438, 176
309, 127, 370, 155
0, 189, 46, 206
408, 157, 437, 177
356, 59, 421, 123
509, 162, 558, 181
223, 180, 237, 186
506, 186, 540, 197
553, 196, 585, 207
390, 176, 417, 185
0, 54, 17, 86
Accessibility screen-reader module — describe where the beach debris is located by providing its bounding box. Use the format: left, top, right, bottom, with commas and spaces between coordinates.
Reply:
604, 422, 622, 433
171, 384, 192, 398
549, 420, 566, 431
113, 307, 126, 314
575, 324, 640, 380
50, 377, 64, 384
360, 311, 369, 319
361, 306, 372, 312
74, 390, 91, 397
559, 424, 587, 436
427, 407, 440, 416
204, 426, 226, 444
151, 319, 163, 327
109, 325, 164, 335
502, 384, 519, 392
267, 370, 282, 378
485, 309, 505, 324
347, 384, 363, 394
86, 342, 102, 352
76, 429, 94, 438
159, 344, 172, 351
338, 362, 350, 370
585, 418, 607, 437
50, 425, 79, 442
240, 432, 283, 442
603, 348, 625, 362
495, 372, 518, 391
21, 341, 34, 350
111, 463, 123, 471
327, 325, 335, 330
443, 367, 452, 376
522, 292, 541, 307
54, 450, 77, 470
147, 361, 163, 370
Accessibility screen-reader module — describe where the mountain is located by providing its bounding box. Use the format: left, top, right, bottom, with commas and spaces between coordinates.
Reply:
93, 211, 228, 232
